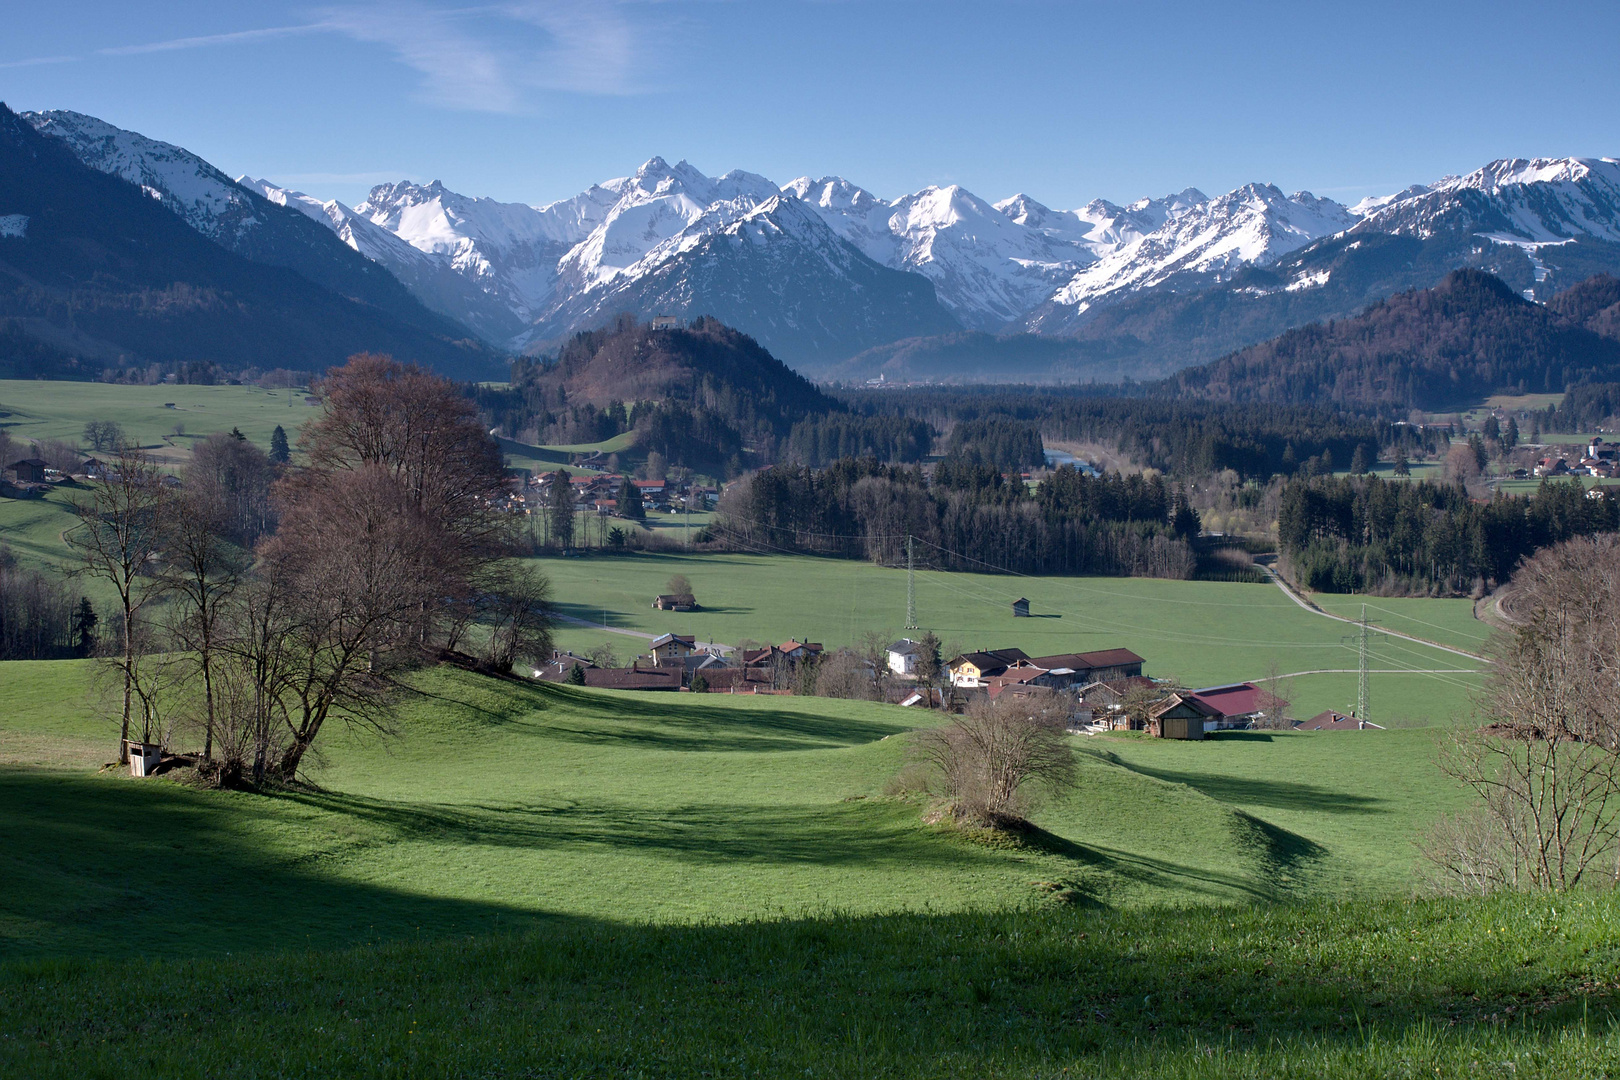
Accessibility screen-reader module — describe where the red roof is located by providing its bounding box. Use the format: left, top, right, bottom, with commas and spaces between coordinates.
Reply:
632, 479, 665, 489
1184, 682, 1284, 719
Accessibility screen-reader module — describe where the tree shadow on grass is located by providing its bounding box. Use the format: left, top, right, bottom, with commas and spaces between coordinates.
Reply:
284, 790, 997, 872
0, 768, 562, 959
1019, 819, 1325, 904
532, 683, 912, 753
1096, 752, 1386, 815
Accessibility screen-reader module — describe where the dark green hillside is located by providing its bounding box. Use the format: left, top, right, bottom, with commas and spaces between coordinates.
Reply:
484, 317, 932, 470
6, 895, 1620, 1078
1167, 270, 1620, 408
0, 103, 499, 381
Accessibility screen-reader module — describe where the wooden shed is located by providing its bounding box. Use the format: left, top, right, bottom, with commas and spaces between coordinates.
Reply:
1011, 597, 1030, 617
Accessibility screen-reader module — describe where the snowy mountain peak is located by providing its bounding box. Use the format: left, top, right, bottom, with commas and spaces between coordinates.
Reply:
783, 176, 883, 213
23, 109, 265, 241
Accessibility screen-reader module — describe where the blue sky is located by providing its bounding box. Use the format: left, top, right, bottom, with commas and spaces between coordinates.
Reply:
3, 0, 1618, 209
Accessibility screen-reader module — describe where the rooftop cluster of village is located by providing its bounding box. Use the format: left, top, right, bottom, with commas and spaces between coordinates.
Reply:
536, 602, 1376, 738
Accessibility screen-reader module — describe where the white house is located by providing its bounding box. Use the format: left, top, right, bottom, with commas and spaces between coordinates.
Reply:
886, 639, 920, 677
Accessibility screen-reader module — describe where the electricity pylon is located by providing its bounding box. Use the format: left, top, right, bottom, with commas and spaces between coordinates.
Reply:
1357, 603, 1370, 723
906, 534, 919, 629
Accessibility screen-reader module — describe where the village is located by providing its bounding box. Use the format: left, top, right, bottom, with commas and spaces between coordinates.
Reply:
534, 592, 1378, 737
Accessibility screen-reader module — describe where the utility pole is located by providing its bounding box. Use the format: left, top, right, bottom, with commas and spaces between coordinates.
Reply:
1357, 603, 1370, 723
906, 534, 918, 630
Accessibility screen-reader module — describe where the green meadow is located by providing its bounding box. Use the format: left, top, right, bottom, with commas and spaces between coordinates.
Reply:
537, 551, 1487, 723
4, 654, 1615, 1078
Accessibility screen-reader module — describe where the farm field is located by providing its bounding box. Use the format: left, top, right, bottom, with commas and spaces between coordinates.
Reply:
0, 378, 318, 468
537, 550, 1489, 723
3, 654, 1603, 1079
1, 659, 1465, 958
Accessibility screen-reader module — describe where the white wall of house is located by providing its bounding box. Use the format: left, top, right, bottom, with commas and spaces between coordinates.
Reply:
887, 649, 916, 675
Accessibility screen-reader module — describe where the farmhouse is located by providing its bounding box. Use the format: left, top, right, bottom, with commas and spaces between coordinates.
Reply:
1298, 710, 1384, 731
1183, 682, 1286, 729
652, 593, 697, 611
581, 665, 682, 692
948, 648, 1031, 687
886, 639, 920, 676
1029, 648, 1145, 685
648, 634, 697, 662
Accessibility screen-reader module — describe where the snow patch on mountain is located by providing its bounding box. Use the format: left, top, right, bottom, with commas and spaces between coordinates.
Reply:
1355, 157, 1620, 245
23, 109, 270, 243
0, 215, 27, 238
1031, 184, 1358, 329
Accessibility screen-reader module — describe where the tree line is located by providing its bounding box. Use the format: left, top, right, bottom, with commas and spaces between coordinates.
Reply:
835, 386, 1433, 481
1277, 473, 1620, 595
715, 459, 1199, 579
51, 355, 553, 786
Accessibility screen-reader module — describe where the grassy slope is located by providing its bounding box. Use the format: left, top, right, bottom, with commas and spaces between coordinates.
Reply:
537, 551, 1486, 723
0, 659, 1468, 960
0, 379, 318, 464
4, 895, 1619, 1078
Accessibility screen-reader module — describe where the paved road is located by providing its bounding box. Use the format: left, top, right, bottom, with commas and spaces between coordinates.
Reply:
1257, 565, 1489, 664
554, 613, 732, 653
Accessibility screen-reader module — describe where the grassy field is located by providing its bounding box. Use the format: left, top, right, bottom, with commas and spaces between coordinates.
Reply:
0, 379, 319, 469
537, 551, 1488, 724
7, 893, 1620, 1079
1, 658, 1471, 960
0, 655, 1609, 1078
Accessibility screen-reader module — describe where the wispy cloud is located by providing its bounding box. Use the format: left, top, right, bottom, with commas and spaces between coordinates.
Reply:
0, 54, 79, 70
318, 1, 660, 112
2, 3, 665, 112
96, 24, 333, 57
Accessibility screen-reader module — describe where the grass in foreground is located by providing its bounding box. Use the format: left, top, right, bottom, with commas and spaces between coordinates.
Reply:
4, 894, 1619, 1078
1, 660, 1467, 957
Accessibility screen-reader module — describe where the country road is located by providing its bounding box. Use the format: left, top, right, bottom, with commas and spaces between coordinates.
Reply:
554, 613, 732, 653
1257, 565, 1489, 664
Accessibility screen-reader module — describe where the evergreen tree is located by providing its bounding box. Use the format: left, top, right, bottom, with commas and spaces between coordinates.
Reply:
690, 673, 709, 694
269, 425, 290, 464
71, 597, 98, 658
1505, 416, 1520, 448
566, 662, 586, 685
619, 476, 646, 520
1393, 450, 1411, 477
1350, 444, 1371, 475
550, 469, 576, 550
229, 427, 247, 442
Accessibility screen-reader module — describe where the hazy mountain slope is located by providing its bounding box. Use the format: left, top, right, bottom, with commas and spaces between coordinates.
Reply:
527, 197, 960, 366
21, 109, 475, 343
0, 103, 497, 380
242, 176, 534, 343
1167, 270, 1620, 408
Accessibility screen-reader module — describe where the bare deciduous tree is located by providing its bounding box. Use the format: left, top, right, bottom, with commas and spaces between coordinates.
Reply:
66, 447, 173, 762
914, 696, 1076, 828
1431, 535, 1620, 893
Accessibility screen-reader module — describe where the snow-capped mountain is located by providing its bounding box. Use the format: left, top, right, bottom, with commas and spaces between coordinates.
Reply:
1026, 184, 1360, 333
1352, 157, 1620, 246
531, 195, 959, 363
239, 176, 530, 342
782, 178, 1095, 329
22, 105, 1620, 380
19, 109, 473, 340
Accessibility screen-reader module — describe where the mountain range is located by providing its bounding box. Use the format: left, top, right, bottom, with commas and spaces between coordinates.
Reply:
12, 106, 1620, 382
0, 104, 497, 381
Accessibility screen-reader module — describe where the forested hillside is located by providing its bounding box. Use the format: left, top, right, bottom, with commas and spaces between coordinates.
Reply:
0, 103, 498, 382
1167, 270, 1620, 408
478, 317, 932, 473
